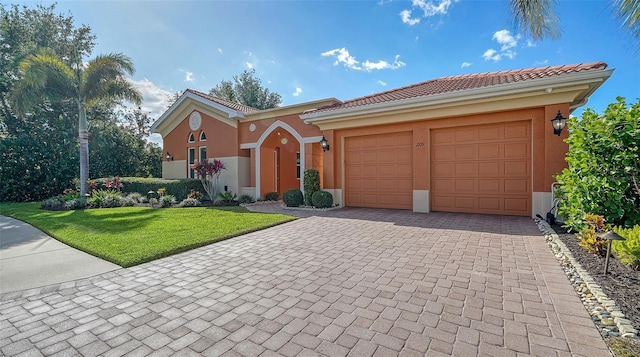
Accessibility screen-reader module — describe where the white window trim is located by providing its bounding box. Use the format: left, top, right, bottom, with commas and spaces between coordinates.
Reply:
188, 133, 195, 143
199, 146, 207, 162
188, 147, 196, 178
199, 131, 206, 142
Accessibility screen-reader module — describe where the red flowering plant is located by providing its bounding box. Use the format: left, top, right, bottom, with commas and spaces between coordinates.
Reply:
192, 159, 226, 201
103, 176, 123, 192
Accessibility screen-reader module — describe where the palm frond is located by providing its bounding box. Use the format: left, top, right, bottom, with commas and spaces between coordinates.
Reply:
614, 0, 640, 47
510, 0, 560, 41
82, 53, 139, 104
85, 78, 142, 108
11, 49, 76, 117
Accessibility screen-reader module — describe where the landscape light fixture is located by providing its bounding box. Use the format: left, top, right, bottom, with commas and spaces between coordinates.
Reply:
597, 231, 626, 275
320, 136, 330, 152
551, 110, 567, 136
165, 152, 173, 161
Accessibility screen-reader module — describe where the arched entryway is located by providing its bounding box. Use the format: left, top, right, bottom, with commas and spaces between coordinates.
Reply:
255, 121, 304, 198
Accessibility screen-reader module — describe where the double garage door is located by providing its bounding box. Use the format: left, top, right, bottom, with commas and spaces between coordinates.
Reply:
344, 121, 531, 216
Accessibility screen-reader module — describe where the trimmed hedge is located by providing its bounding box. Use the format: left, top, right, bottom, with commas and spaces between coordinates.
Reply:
312, 190, 333, 209
95, 177, 205, 201
283, 189, 304, 207
304, 169, 320, 206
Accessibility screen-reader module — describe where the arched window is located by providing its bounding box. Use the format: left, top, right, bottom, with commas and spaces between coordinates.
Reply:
200, 131, 206, 141
188, 133, 195, 143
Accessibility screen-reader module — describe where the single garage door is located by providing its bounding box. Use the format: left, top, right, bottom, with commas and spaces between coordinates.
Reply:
430, 121, 531, 216
345, 131, 413, 209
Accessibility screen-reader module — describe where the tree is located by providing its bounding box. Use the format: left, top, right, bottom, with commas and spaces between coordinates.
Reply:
209, 69, 281, 110
556, 97, 640, 230
510, 0, 640, 47
10, 49, 142, 195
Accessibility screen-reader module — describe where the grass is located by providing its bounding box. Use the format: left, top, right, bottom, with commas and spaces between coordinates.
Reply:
0, 202, 295, 267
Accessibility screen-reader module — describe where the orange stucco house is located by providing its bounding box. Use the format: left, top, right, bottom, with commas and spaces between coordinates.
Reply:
151, 62, 612, 217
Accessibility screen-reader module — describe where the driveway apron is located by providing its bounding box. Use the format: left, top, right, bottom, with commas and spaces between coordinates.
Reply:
0, 208, 610, 356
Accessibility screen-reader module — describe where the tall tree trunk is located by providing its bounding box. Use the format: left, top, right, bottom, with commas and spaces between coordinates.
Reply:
78, 101, 89, 195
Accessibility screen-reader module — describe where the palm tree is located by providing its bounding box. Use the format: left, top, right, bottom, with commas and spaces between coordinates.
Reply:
11, 49, 142, 195
511, 0, 640, 47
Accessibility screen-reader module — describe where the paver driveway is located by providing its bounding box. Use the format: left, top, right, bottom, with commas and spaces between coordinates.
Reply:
0, 207, 610, 356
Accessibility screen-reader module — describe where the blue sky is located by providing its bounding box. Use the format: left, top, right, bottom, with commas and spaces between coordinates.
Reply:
13, 0, 640, 144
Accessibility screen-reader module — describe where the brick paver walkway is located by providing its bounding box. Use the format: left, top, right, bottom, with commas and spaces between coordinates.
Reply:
0, 207, 610, 356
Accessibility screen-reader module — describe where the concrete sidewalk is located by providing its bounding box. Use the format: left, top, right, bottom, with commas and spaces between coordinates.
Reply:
0, 215, 120, 293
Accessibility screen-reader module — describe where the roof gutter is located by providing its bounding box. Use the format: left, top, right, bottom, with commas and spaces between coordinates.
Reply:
301, 69, 614, 123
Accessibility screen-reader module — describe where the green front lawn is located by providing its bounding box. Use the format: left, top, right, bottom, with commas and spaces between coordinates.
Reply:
0, 203, 295, 267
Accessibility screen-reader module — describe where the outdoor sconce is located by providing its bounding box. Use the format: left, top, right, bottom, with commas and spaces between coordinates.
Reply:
551, 110, 567, 136
597, 231, 625, 275
165, 152, 173, 161
320, 136, 330, 152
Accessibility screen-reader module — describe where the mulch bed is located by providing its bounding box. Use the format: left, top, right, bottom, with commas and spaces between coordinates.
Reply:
551, 224, 640, 329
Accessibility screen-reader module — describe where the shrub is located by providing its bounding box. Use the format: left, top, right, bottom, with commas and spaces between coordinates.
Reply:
89, 189, 122, 208
578, 214, 611, 256
264, 192, 279, 201
125, 192, 143, 203
157, 187, 167, 196
41, 197, 66, 210
179, 198, 202, 207
311, 190, 333, 209
159, 195, 175, 208
239, 194, 255, 204
64, 197, 87, 210
94, 177, 204, 201
187, 189, 203, 200
556, 97, 640, 230
119, 196, 136, 207
62, 189, 79, 201
613, 225, 640, 268
217, 191, 237, 204
283, 189, 304, 207
304, 169, 320, 206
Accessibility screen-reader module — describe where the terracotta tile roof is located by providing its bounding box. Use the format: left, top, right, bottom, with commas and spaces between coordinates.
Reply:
309, 62, 608, 114
185, 88, 259, 114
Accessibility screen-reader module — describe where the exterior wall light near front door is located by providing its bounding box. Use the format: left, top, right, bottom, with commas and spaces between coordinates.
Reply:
320, 136, 330, 152
165, 152, 173, 161
551, 110, 567, 136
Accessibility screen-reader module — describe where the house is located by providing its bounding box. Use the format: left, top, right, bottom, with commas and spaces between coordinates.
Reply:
151, 62, 613, 217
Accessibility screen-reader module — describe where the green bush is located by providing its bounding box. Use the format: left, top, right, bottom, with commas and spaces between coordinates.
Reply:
311, 190, 333, 209
125, 192, 143, 203
179, 198, 202, 207
64, 197, 87, 210
94, 177, 204, 201
88, 189, 122, 208
159, 195, 175, 208
41, 197, 66, 210
119, 196, 136, 207
556, 97, 640, 230
304, 169, 320, 206
239, 194, 255, 204
283, 189, 304, 207
613, 225, 640, 268
217, 191, 238, 204
577, 214, 611, 256
264, 192, 279, 201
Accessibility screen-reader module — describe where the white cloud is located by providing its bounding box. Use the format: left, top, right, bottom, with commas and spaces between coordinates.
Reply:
534, 59, 549, 66
377, 80, 387, 86
321, 48, 406, 72
246, 62, 254, 69
492, 29, 518, 51
184, 71, 193, 82
400, 0, 452, 26
127, 78, 173, 121
292, 87, 303, 97
482, 30, 520, 62
400, 10, 420, 26
217, 48, 223, 53
461, 62, 472, 68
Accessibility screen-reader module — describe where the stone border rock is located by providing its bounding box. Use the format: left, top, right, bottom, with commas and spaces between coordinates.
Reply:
534, 218, 638, 339
280, 204, 342, 212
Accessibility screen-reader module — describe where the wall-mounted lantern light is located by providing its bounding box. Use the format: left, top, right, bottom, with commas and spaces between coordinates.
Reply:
165, 151, 173, 161
551, 110, 567, 136
320, 136, 330, 152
